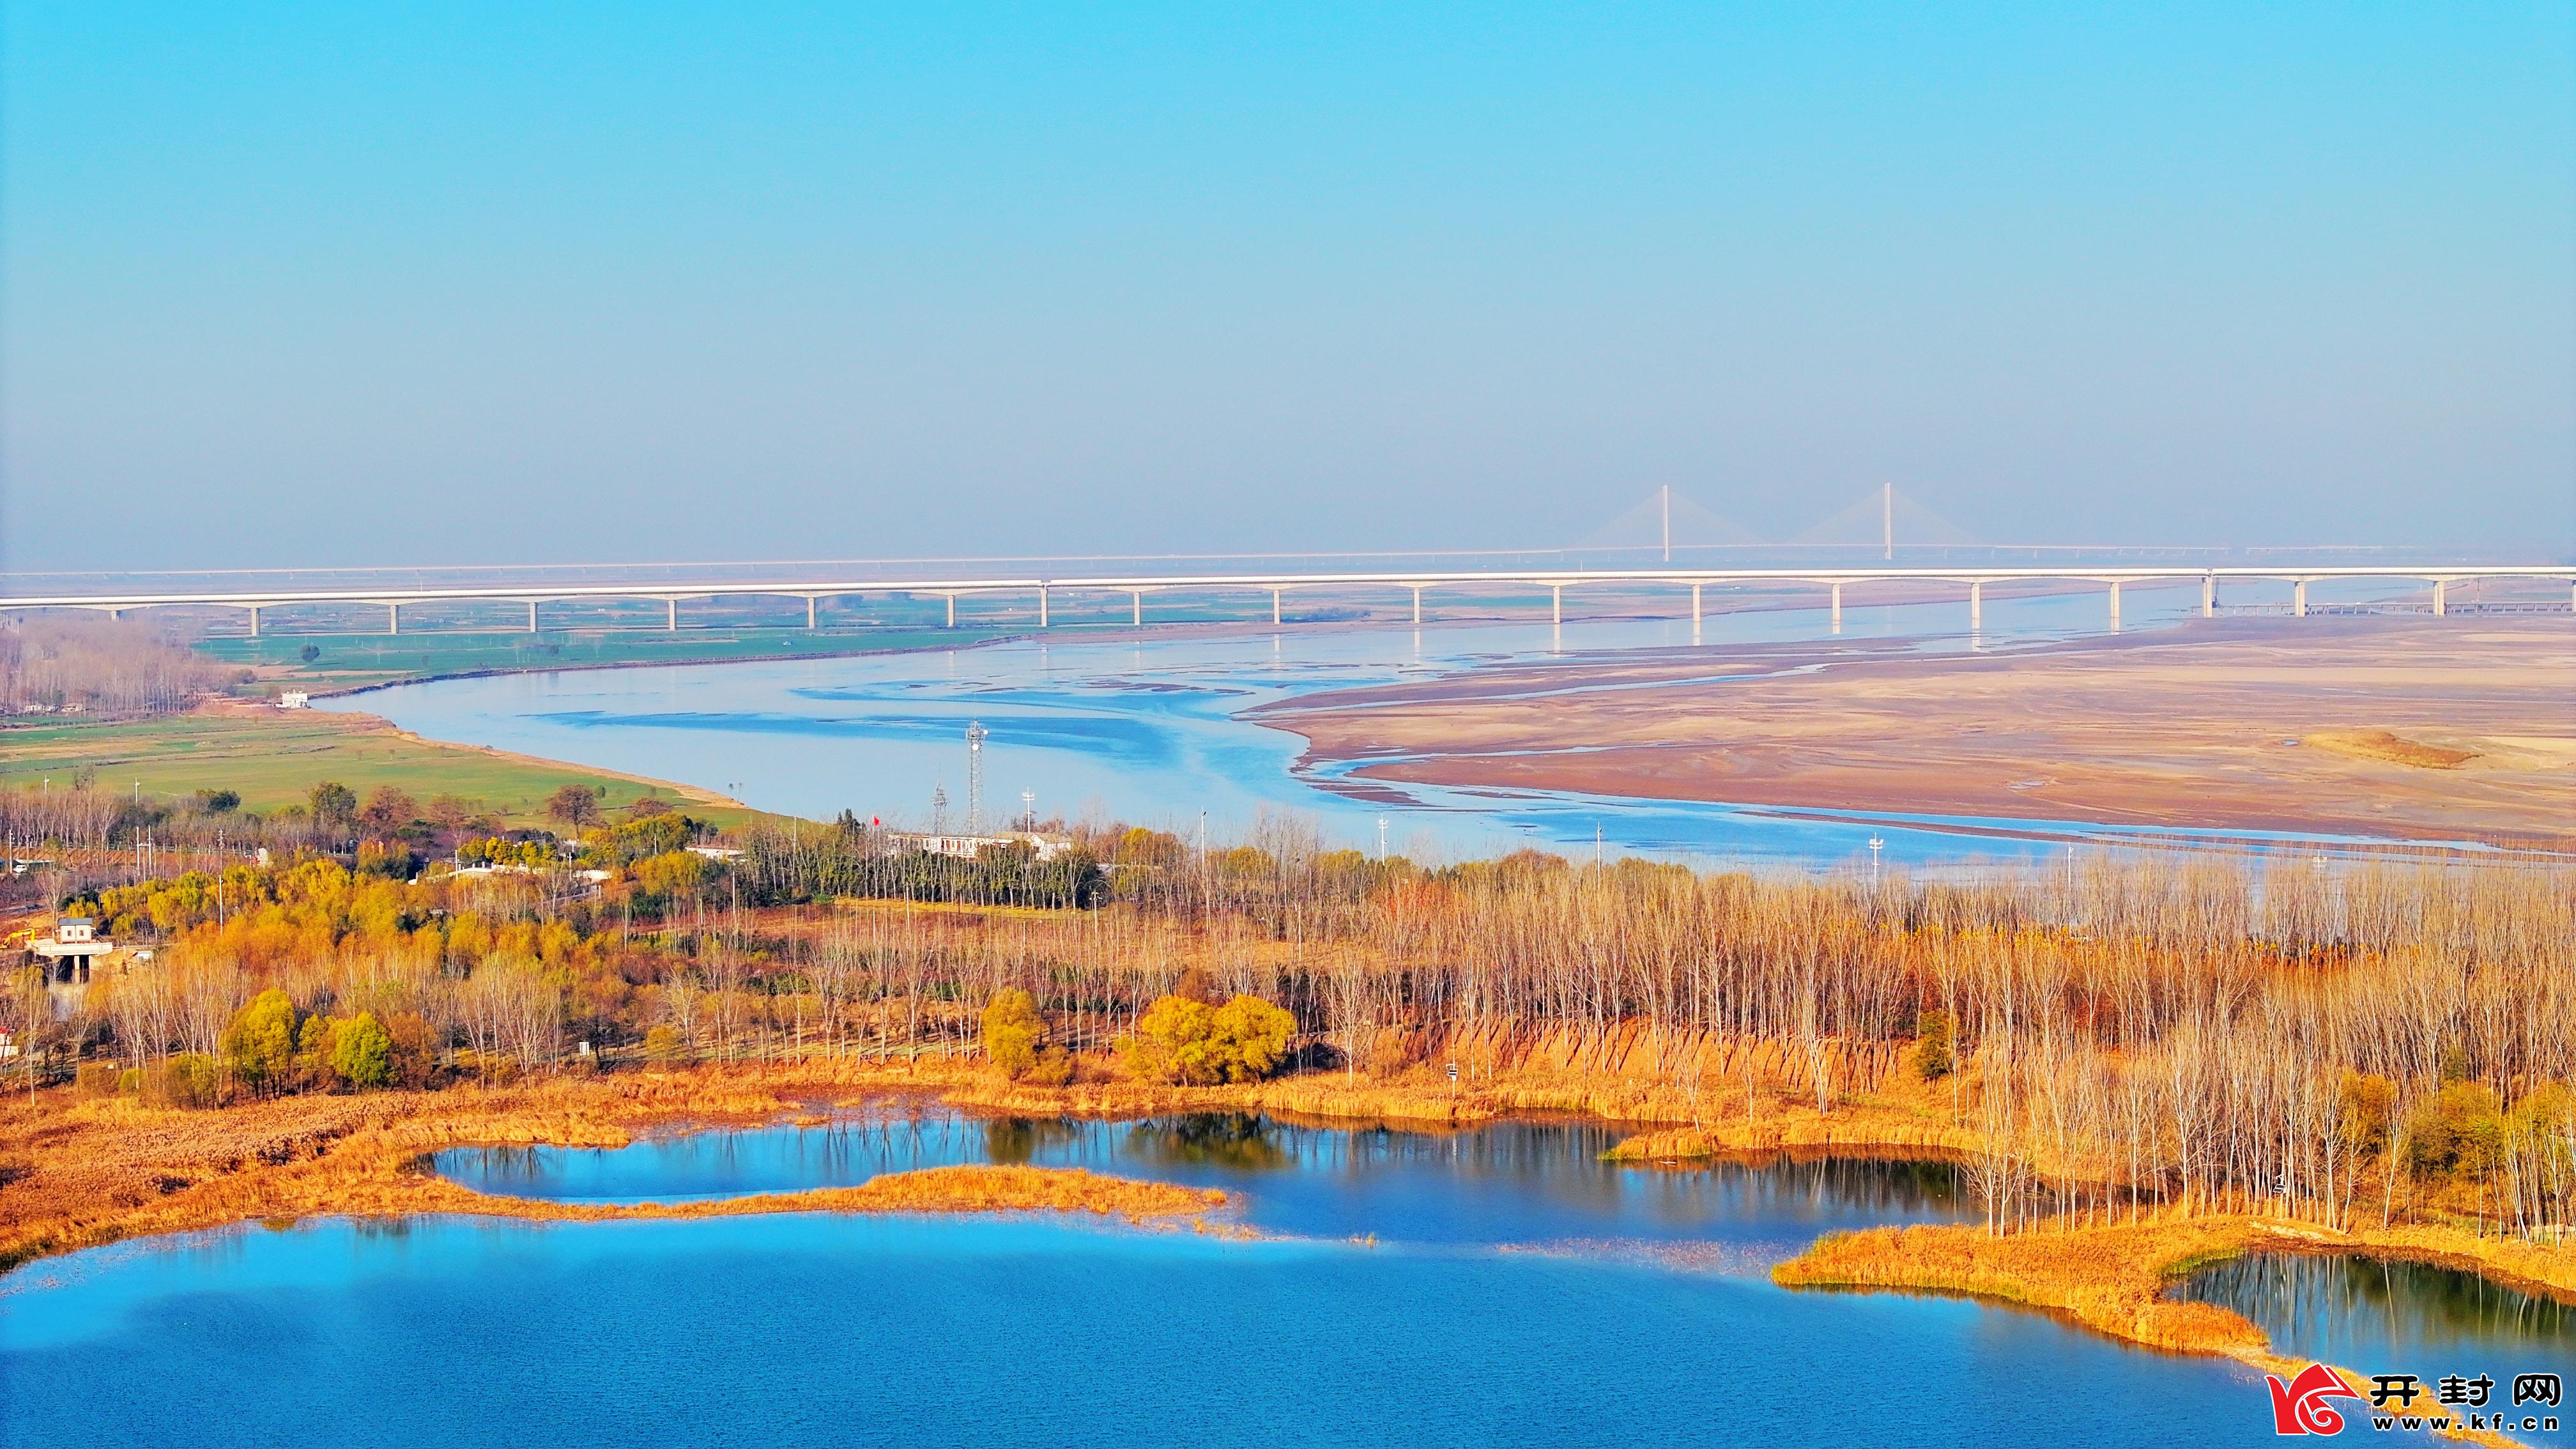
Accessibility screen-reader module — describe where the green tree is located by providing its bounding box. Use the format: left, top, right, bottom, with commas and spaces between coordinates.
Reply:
981, 988, 1044, 1078
329, 1013, 396, 1089
308, 781, 358, 832
222, 988, 302, 1093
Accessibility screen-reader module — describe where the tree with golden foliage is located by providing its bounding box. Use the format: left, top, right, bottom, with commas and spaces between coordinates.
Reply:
1120, 993, 1298, 1085
982, 988, 1044, 1078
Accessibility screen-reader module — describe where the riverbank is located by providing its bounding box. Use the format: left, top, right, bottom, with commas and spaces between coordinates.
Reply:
1257, 615, 2576, 848
10, 1055, 2573, 1448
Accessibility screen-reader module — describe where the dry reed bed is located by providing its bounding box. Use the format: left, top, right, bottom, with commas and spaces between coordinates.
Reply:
1774, 1218, 2570, 1448
0, 1064, 1230, 1272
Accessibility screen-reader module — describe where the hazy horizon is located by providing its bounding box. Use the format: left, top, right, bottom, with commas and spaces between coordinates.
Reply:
6, 5, 2572, 571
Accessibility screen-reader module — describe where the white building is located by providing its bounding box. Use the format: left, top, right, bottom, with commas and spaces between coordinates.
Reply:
889, 832, 1071, 862
31, 917, 114, 985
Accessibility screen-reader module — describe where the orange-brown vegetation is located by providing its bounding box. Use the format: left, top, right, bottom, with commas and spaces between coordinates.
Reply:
1775, 1216, 2570, 1447
0, 1064, 1227, 1273
16, 832, 2575, 1264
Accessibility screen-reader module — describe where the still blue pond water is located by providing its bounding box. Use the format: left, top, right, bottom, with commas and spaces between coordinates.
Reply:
2183, 1254, 2573, 1440
440, 1111, 1968, 1257
3, 1109, 2322, 1448
330, 581, 2438, 866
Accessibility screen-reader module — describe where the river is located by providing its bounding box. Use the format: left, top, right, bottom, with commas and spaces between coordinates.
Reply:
321, 582, 2418, 868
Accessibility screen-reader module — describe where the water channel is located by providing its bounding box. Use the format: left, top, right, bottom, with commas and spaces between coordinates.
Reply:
324, 583, 2437, 868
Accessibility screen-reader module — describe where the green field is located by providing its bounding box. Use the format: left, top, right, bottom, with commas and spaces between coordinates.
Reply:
0, 710, 769, 830
194, 626, 1009, 693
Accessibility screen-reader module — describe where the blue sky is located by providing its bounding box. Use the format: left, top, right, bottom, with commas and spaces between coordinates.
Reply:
4, 3, 2570, 568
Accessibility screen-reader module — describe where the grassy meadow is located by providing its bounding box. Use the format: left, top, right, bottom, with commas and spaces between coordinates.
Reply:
194, 625, 1004, 693
0, 709, 761, 830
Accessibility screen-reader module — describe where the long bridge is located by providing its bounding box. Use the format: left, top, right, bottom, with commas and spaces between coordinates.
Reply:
3, 562, 2570, 635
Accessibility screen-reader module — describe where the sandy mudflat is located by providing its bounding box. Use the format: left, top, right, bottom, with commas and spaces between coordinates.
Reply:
1253, 617, 2576, 845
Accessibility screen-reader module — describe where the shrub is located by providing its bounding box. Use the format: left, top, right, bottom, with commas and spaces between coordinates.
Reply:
1119, 993, 1298, 1085
75, 1061, 120, 1098
144, 1053, 221, 1108
2407, 1081, 2505, 1177
643, 1025, 684, 1062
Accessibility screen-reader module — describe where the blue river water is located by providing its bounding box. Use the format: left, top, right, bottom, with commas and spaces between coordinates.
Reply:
325, 581, 2442, 867
4, 1109, 2319, 1448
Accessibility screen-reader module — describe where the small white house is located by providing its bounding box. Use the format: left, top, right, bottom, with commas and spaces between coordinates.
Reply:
278, 691, 310, 710
31, 916, 114, 986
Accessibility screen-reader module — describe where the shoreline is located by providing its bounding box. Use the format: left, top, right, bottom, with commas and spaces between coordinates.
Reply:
6, 1060, 2567, 1444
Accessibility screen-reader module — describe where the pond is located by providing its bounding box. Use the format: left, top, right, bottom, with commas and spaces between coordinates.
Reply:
0, 1107, 2366, 1448
2182, 1252, 2573, 1440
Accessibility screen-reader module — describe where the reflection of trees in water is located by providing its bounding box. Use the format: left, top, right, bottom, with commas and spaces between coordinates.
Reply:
984, 1117, 1085, 1165
458, 1145, 544, 1182
1123, 1114, 1292, 1172
2188, 1254, 2573, 1350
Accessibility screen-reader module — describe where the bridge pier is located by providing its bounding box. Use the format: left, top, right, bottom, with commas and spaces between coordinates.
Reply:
2106, 581, 2120, 632
1039, 585, 1049, 629
1970, 580, 1983, 632
1271, 588, 1281, 625
1411, 586, 1422, 625
2202, 573, 2215, 618
1130, 591, 1142, 627
806, 596, 818, 629
387, 602, 400, 636
247, 604, 261, 638
1551, 585, 1562, 627
2293, 580, 2308, 618
527, 600, 539, 632
2431, 580, 2446, 617
1830, 582, 1843, 634
1690, 583, 1703, 627
666, 598, 678, 631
